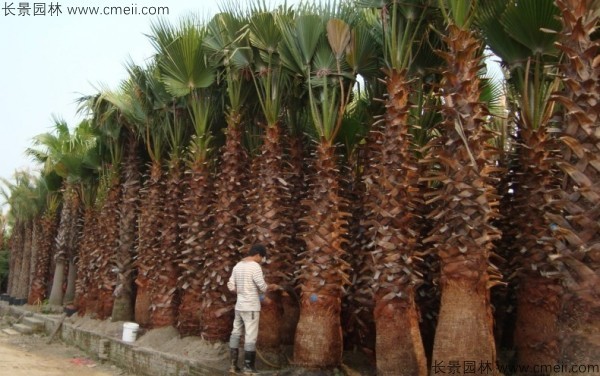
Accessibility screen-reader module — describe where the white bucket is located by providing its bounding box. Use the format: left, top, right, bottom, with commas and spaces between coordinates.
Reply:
122, 322, 140, 342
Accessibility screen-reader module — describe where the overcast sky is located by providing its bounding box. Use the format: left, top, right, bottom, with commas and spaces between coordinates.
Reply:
0, 1, 225, 189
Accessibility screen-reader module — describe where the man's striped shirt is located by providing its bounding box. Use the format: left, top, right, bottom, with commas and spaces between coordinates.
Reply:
227, 260, 267, 311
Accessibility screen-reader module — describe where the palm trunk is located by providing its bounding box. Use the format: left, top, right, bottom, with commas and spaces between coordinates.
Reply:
245, 123, 293, 353
514, 275, 562, 366
553, 0, 600, 364
112, 134, 140, 322
74, 208, 97, 315
279, 129, 306, 346
425, 25, 501, 373
17, 221, 33, 300
95, 176, 121, 320
64, 259, 77, 304
510, 127, 564, 367
199, 119, 248, 342
177, 158, 213, 335
293, 142, 349, 368
150, 159, 182, 328
364, 69, 427, 375
48, 258, 66, 306
135, 161, 164, 327
48, 184, 80, 306
433, 278, 496, 369
29, 210, 58, 304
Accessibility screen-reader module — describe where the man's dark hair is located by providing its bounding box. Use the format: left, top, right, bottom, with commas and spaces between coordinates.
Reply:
249, 244, 267, 258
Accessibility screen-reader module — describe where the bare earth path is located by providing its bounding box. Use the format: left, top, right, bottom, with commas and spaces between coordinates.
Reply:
0, 331, 132, 376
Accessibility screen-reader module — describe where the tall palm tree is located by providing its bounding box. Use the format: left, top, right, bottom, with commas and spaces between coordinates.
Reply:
98, 75, 145, 322
241, 6, 296, 354
127, 63, 170, 327
153, 19, 215, 323
422, 0, 502, 371
27, 119, 97, 306
552, 0, 600, 364
151, 16, 219, 335
28, 173, 61, 305
198, 9, 253, 341
276, 3, 360, 367
355, 0, 434, 373
1, 171, 40, 303
478, 0, 565, 367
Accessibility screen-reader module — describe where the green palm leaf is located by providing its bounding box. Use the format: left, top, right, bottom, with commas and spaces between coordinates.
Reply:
501, 0, 560, 56
152, 19, 216, 97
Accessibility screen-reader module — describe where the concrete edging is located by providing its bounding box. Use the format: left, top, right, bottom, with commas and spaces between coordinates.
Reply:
1, 302, 224, 376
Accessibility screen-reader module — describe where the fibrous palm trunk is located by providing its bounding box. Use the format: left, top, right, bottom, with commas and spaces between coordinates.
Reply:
199, 119, 248, 341
279, 129, 306, 346
48, 185, 81, 306
17, 220, 33, 301
150, 158, 183, 328
177, 157, 213, 336
511, 127, 564, 368
244, 123, 294, 354
424, 25, 502, 374
552, 0, 600, 364
293, 142, 350, 368
363, 69, 427, 376
112, 135, 141, 322
94, 177, 121, 319
7, 222, 23, 298
344, 132, 379, 359
135, 161, 164, 327
74, 207, 98, 314
29, 209, 59, 304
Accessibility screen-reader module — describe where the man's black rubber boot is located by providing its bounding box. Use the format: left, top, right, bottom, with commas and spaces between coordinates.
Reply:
242, 351, 257, 374
229, 348, 240, 372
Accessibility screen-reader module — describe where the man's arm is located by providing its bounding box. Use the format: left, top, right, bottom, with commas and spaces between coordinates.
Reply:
252, 266, 268, 294
227, 270, 236, 293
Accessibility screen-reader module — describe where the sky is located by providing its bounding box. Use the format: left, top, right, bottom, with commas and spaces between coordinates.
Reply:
0, 1, 225, 190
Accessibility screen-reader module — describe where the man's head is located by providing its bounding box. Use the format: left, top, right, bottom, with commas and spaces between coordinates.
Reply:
248, 244, 267, 262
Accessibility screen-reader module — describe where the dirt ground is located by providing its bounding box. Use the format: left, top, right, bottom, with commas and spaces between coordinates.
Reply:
1, 304, 374, 376
0, 330, 132, 376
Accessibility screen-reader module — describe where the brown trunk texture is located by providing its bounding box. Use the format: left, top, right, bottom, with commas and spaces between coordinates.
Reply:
432, 280, 496, 375
375, 292, 427, 376
293, 294, 343, 368
514, 275, 561, 368
281, 291, 300, 346
257, 290, 284, 351
177, 288, 202, 336
134, 280, 152, 327
200, 294, 234, 342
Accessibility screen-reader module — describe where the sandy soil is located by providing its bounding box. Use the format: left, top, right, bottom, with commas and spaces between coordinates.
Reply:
0, 331, 132, 376
1, 305, 374, 376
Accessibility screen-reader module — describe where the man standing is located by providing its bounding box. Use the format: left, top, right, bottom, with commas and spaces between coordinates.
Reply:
227, 243, 274, 374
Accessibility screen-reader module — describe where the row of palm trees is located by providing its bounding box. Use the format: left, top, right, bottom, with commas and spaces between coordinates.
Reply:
2, 0, 598, 374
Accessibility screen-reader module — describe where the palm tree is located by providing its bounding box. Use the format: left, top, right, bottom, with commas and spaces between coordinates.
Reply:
241, 6, 296, 354
276, 3, 361, 367
1, 171, 40, 303
551, 0, 600, 364
150, 16, 219, 335
198, 9, 252, 341
355, 0, 435, 373
478, 0, 564, 367
130, 64, 170, 327
98, 76, 145, 322
28, 173, 61, 305
26, 119, 97, 307
422, 0, 502, 370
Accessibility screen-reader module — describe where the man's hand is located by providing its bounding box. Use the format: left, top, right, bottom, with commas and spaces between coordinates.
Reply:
268, 283, 280, 291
